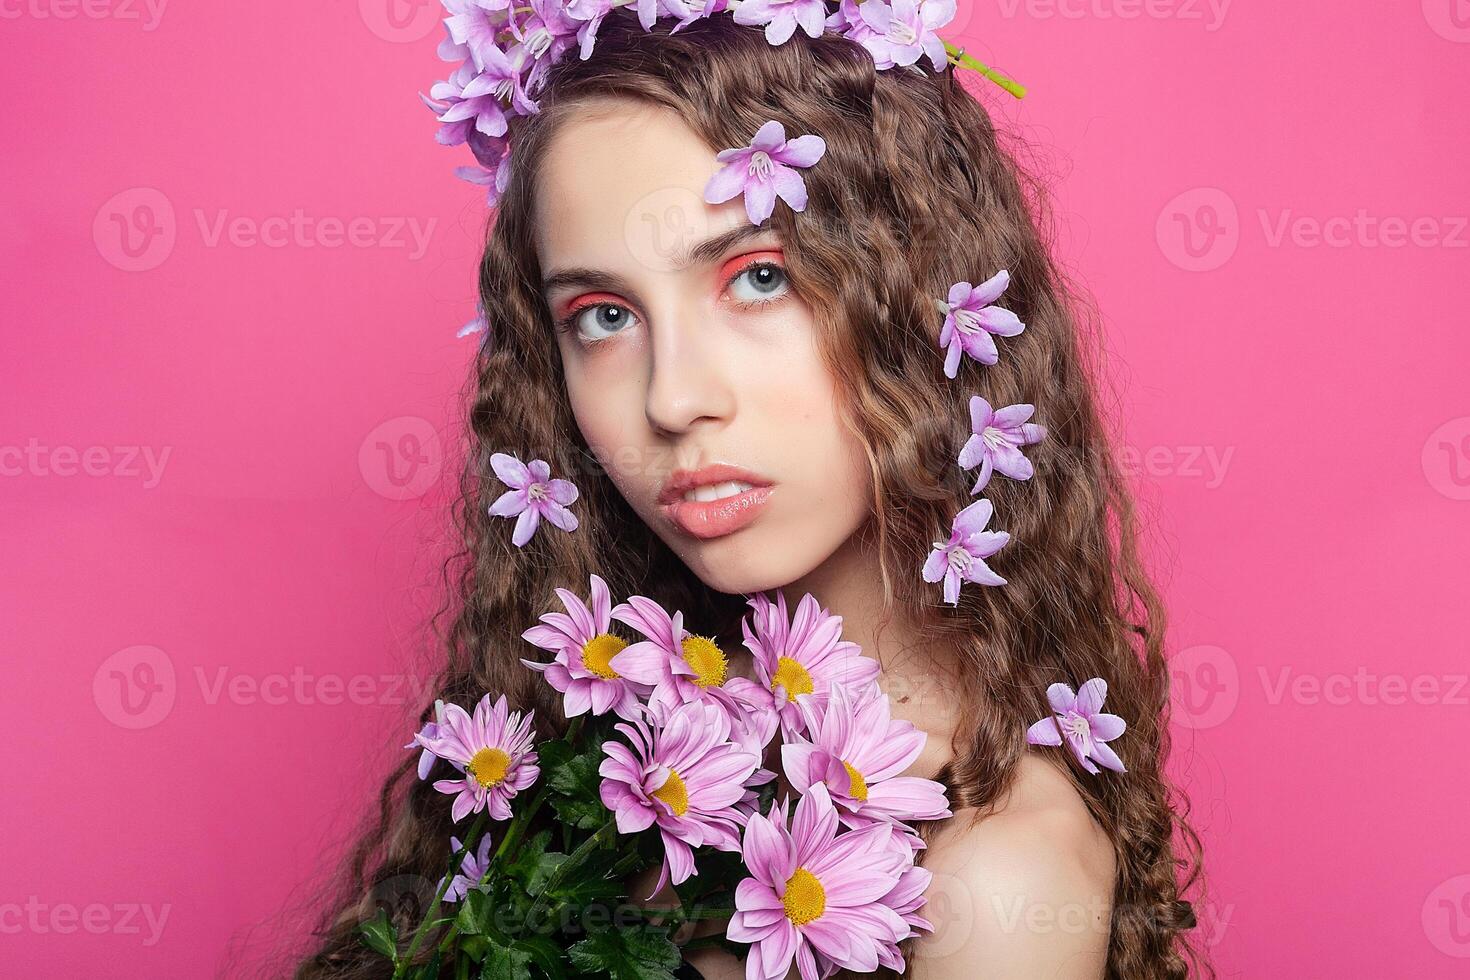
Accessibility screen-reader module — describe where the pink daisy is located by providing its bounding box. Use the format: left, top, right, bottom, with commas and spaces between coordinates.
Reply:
729, 782, 912, 980
729, 591, 881, 740
598, 697, 765, 900
520, 573, 650, 720
607, 595, 741, 710
783, 681, 952, 835
415, 693, 540, 822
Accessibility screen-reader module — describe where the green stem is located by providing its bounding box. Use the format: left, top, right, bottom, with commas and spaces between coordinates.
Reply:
393, 812, 488, 979
524, 817, 618, 930
432, 716, 584, 956
943, 41, 1027, 99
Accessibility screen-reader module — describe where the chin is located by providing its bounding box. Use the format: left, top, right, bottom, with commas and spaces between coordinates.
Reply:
671, 527, 825, 598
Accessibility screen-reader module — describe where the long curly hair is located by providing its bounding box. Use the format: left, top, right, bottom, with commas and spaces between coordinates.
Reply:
288, 11, 1209, 979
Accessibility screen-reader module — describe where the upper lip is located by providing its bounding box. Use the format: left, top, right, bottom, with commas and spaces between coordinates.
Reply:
658, 463, 773, 504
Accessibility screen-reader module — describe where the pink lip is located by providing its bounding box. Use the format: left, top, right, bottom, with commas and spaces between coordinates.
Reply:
657, 464, 776, 540
663, 486, 776, 539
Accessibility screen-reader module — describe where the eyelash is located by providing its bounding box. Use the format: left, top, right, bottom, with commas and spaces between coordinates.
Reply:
553, 257, 789, 346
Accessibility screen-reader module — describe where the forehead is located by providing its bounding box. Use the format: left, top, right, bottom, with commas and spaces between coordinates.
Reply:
533, 101, 749, 273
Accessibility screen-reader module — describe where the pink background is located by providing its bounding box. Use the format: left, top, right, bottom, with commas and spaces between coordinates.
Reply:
3, 1, 1468, 975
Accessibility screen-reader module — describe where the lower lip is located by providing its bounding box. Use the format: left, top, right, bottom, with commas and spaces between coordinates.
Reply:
661, 486, 775, 540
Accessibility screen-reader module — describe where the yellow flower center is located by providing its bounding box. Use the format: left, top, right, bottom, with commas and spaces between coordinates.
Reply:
680, 635, 727, 688
581, 633, 627, 680
771, 656, 814, 702
782, 867, 826, 926
651, 768, 689, 816
466, 747, 511, 788
842, 760, 868, 802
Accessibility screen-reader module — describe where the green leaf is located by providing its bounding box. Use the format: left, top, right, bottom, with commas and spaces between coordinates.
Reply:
455, 889, 491, 936
549, 792, 608, 831
356, 908, 398, 962
481, 938, 534, 980
567, 923, 682, 980
512, 936, 568, 980
500, 829, 554, 887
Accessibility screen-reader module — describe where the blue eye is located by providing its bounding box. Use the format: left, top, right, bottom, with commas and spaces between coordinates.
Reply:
564, 303, 640, 341
729, 262, 789, 303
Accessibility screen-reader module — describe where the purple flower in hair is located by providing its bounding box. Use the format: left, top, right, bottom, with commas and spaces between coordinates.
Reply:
443, 0, 513, 74
959, 396, 1047, 493
704, 120, 827, 226
487, 452, 579, 546
936, 270, 1025, 378
732, 0, 830, 45
457, 130, 513, 207
921, 497, 1008, 605
1025, 678, 1128, 774
857, 0, 955, 72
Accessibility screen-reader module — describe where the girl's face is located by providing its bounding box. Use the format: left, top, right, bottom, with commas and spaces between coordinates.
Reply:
533, 100, 872, 595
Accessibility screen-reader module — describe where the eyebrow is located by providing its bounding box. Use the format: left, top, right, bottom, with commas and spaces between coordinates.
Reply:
540, 223, 774, 296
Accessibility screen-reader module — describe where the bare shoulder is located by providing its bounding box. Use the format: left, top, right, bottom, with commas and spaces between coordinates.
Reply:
909, 752, 1116, 980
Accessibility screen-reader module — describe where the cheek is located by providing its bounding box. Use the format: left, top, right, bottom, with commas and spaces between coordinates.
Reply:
562, 352, 651, 488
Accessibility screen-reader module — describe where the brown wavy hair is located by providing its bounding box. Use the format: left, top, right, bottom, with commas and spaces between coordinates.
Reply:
287, 10, 1209, 979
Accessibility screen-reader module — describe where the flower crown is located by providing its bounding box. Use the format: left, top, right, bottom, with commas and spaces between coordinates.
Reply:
423, 0, 1026, 210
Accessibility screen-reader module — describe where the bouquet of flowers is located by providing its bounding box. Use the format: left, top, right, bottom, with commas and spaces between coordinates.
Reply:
360, 575, 952, 979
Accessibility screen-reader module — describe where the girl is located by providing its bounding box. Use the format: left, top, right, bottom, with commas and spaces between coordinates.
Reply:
295, 10, 1206, 979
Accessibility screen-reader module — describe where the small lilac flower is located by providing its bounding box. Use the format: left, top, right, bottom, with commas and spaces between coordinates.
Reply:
634, 0, 701, 33
921, 497, 1009, 605
856, 0, 955, 72
520, 573, 652, 720
487, 452, 579, 547
783, 681, 952, 834
428, 64, 513, 142
510, 0, 580, 87
704, 120, 827, 226
457, 302, 488, 339
417, 693, 540, 822
936, 270, 1025, 378
442, 0, 513, 75
457, 130, 513, 208
728, 782, 911, 979
599, 698, 765, 899
732, 0, 830, 46
439, 833, 494, 902
1026, 678, 1127, 774
458, 42, 541, 119
404, 698, 449, 779
564, 0, 618, 59
959, 396, 1048, 494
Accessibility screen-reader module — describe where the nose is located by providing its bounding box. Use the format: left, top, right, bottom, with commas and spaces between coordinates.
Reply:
642, 297, 737, 437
